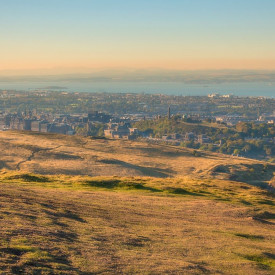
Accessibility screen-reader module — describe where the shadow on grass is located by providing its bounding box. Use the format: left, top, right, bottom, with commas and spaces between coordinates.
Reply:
0, 160, 12, 170
164, 187, 204, 196
100, 159, 172, 177
0, 247, 26, 256
15, 213, 37, 221
137, 147, 188, 158
241, 253, 274, 270
0, 246, 80, 274
52, 230, 78, 242
209, 163, 275, 193
42, 208, 86, 226
257, 199, 275, 206
85, 179, 161, 192
253, 211, 275, 225
234, 233, 265, 240
239, 200, 252, 205
263, 252, 275, 260
40, 151, 83, 160
124, 236, 151, 248
255, 211, 275, 220
6, 174, 50, 183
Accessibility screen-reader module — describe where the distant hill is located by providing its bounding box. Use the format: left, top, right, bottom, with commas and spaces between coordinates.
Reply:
0, 130, 274, 189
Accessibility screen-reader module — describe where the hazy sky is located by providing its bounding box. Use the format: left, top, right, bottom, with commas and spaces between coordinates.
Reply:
1, 0, 275, 74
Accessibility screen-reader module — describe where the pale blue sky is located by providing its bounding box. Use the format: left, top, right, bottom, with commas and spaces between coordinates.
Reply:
1, 0, 275, 72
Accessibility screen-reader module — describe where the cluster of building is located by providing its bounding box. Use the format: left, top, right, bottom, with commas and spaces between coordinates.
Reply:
258, 113, 275, 124
160, 133, 212, 144
215, 112, 275, 126
0, 109, 144, 140
1, 102, 274, 142
208, 93, 234, 98
215, 115, 251, 126
104, 123, 140, 140
0, 114, 74, 135
0, 110, 112, 135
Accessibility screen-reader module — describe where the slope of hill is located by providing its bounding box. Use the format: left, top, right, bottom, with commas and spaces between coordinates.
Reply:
0, 131, 275, 274
0, 131, 274, 188
0, 172, 274, 274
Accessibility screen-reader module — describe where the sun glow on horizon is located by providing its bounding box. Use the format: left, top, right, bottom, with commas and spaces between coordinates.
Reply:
1, 0, 275, 74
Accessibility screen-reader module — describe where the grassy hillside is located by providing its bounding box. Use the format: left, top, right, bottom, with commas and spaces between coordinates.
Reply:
0, 131, 275, 274
1, 131, 274, 184
0, 171, 274, 274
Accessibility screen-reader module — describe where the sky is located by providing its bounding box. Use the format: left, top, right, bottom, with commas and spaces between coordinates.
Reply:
1, 0, 275, 74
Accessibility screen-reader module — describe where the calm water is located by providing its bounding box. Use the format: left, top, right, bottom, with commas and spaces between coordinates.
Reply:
0, 81, 274, 97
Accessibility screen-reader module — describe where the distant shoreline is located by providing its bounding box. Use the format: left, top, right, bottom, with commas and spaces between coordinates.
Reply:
0, 80, 274, 97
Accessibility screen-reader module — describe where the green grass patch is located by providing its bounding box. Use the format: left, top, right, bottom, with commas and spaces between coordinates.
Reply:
242, 253, 275, 270
84, 179, 161, 192
1, 171, 274, 209
0, 171, 274, 274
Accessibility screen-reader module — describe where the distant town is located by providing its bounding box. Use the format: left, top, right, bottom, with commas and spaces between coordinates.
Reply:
0, 89, 274, 161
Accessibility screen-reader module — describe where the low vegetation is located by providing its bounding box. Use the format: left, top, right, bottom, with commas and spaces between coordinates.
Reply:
0, 170, 274, 274
0, 131, 274, 274
134, 117, 275, 160
1, 130, 274, 182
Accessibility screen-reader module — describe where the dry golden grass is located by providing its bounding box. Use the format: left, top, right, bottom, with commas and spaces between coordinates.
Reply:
0, 131, 275, 274
0, 172, 274, 274
1, 130, 273, 182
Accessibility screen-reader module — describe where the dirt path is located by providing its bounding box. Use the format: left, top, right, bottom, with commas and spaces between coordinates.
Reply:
16, 145, 62, 170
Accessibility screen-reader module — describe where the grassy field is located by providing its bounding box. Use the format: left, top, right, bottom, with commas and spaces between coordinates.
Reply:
1, 130, 274, 182
0, 131, 275, 274
0, 171, 274, 274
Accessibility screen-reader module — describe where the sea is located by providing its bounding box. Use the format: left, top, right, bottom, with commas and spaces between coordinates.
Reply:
0, 81, 274, 97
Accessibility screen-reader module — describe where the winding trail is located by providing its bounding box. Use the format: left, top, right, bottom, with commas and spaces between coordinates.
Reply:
16, 145, 62, 170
